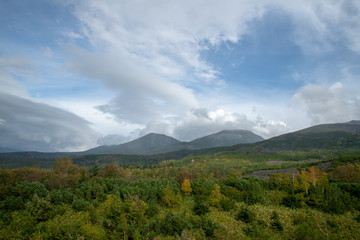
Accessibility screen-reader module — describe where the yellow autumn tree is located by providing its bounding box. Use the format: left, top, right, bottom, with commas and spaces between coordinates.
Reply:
296, 170, 311, 194
307, 166, 327, 187
181, 179, 192, 196
296, 167, 328, 194
209, 184, 221, 208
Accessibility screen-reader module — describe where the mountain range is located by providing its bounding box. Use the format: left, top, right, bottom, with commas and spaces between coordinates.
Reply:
0, 121, 360, 169
81, 120, 360, 155
84, 130, 264, 155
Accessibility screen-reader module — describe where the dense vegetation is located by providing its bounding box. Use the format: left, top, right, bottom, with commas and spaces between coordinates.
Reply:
1, 150, 360, 239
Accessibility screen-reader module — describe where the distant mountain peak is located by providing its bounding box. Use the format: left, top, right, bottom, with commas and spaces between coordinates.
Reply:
131, 133, 181, 145
218, 129, 253, 134
84, 129, 263, 155
143, 132, 175, 138
188, 129, 264, 148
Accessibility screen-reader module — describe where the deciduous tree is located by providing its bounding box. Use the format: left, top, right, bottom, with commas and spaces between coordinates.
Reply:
181, 179, 192, 196
209, 184, 221, 208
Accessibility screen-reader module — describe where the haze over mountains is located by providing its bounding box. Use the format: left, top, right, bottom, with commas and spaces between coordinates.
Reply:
0, 146, 22, 154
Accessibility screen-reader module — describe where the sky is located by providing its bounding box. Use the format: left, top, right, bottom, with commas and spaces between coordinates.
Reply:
1, 0, 360, 152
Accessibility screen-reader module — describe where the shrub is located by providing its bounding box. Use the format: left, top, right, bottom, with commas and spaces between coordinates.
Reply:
160, 213, 189, 236
220, 197, 236, 211
200, 217, 218, 237
236, 206, 256, 224
72, 197, 90, 211
193, 196, 210, 216
282, 193, 306, 209
270, 211, 283, 232
356, 214, 360, 223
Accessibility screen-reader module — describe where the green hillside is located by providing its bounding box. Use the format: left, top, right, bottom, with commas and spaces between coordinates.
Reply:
250, 121, 360, 151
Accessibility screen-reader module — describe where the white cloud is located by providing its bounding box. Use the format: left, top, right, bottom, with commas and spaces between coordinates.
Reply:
72, 0, 266, 84
292, 82, 360, 124
275, 0, 360, 54
65, 48, 198, 125
97, 134, 132, 146
0, 56, 35, 98
173, 108, 254, 141
63, 0, 268, 139
67, 1, 360, 133
134, 108, 291, 142
49, 98, 143, 136
253, 117, 290, 138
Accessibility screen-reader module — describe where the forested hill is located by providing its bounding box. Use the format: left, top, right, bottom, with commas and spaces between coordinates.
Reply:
250, 120, 360, 151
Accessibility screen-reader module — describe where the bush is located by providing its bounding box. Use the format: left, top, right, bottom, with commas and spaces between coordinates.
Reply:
356, 214, 360, 223
193, 196, 210, 216
270, 211, 283, 232
220, 197, 236, 211
72, 197, 90, 211
295, 221, 322, 240
3, 196, 24, 211
236, 206, 256, 224
243, 222, 271, 239
230, 178, 265, 204
282, 193, 306, 209
160, 213, 190, 236
200, 217, 218, 237
221, 186, 243, 202
145, 200, 159, 218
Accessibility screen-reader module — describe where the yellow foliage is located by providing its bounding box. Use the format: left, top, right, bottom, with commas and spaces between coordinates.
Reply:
181, 179, 192, 196
307, 166, 327, 187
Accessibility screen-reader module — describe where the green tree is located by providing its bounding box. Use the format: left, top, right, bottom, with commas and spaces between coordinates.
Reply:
53, 157, 79, 175
331, 164, 360, 182
161, 184, 182, 207
209, 184, 221, 208
296, 170, 311, 194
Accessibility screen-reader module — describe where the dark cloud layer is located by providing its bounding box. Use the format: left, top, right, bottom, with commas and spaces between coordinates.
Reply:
0, 93, 99, 152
